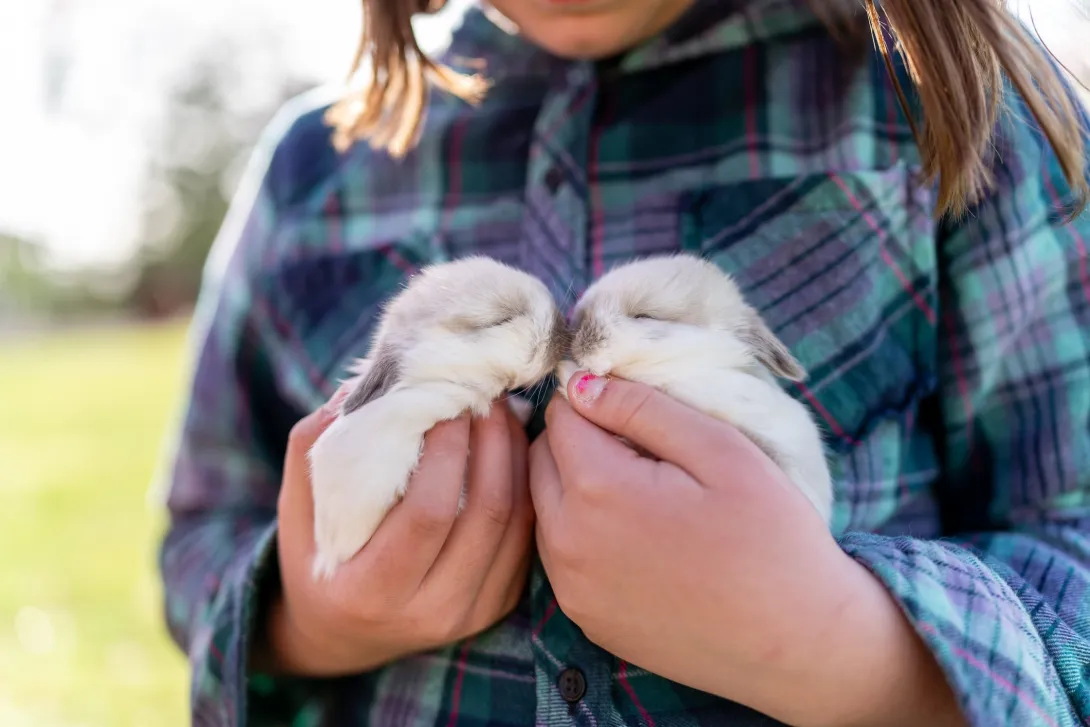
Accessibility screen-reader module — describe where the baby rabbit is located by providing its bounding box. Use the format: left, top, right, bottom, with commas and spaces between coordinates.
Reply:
308, 256, 566, 579
557, 254, 833, 523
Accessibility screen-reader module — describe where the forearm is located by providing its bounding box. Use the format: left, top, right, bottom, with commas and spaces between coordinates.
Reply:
693, 551, 963, 727
783, 556, 964, 727
839, 530, 1090, 727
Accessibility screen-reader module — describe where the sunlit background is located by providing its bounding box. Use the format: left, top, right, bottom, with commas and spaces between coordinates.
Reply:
0, 1, 1086, 725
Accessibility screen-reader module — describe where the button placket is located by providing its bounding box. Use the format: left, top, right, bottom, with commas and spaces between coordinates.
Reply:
524, 60, 625, 727
518, 60, 596, 311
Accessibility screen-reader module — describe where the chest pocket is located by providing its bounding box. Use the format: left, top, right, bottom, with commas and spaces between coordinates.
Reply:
679, 164, 940, 460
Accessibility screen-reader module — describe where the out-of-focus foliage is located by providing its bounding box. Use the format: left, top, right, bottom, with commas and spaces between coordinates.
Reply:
127, 46, 310, 318
0, 35, 309, 329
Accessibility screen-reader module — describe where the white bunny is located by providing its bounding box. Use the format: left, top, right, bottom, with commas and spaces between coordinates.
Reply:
556, 254, 833, 524
308, 256, 565, 579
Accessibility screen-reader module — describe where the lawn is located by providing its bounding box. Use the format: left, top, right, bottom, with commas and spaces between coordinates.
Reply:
0, 320, 192, 727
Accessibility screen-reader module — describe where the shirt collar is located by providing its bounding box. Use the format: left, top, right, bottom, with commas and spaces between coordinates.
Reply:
441, 0, 823, 81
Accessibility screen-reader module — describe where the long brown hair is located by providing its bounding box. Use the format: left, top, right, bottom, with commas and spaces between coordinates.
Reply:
325, 0, 1089, 218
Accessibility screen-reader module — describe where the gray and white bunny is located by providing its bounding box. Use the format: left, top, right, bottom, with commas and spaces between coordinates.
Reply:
308, 256, 565, 579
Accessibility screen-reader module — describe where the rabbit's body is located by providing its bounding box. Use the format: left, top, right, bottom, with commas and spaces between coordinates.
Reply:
557, 254, 833, 523
308, 257, 564, 579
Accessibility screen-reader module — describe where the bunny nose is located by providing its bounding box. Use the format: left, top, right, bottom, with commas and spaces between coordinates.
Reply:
547, 309, 572, 364
570, 312, 605, 363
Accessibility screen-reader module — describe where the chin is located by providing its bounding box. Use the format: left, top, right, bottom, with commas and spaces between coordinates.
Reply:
488, 0, 695, 59
525, 27, 630, 60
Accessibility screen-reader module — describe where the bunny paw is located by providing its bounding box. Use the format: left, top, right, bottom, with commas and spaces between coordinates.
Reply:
307, 410, 424, 580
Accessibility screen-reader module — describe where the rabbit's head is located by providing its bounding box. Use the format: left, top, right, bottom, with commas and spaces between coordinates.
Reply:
567, 254, 805, 383
342, 256, 566, 414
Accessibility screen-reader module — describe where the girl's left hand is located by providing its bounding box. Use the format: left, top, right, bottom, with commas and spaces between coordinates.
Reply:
530, 372, 964, 727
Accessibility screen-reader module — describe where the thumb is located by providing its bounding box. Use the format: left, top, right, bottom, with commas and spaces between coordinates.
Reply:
564, 371, 751, 477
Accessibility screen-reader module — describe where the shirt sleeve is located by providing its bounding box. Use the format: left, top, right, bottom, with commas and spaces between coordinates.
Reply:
839, 92, 1090, 725
155, 97, 327, 726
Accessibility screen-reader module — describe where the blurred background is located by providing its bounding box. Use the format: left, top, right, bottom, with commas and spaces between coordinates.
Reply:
0, 1, 1086, 726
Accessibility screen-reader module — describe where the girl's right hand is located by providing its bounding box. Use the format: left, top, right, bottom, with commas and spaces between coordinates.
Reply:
253, 395, 534, 676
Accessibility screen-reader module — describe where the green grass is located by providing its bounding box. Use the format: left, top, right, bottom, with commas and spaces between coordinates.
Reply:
0, 320, 192, 727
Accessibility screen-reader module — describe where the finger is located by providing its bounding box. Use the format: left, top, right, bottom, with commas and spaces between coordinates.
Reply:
424, 401, 516, 596
466, 549, 531, 635
352, 414, 471, 594
561, 371, 749, 482
279, 399, 344, 568
527, 433, 565, 527
543, 394, 648, 491
465, 420, 535, 630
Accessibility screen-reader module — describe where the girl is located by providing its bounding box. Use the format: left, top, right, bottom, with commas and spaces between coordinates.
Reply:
158, 1, 1090, 725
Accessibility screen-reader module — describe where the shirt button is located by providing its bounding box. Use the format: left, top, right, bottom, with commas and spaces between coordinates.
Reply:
544, 165, 564, 194
557, 666, 587, 703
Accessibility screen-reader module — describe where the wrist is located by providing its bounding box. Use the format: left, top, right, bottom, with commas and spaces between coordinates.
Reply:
792, 555, 964, 727
250, 595, 316, 676
253, 594, 393, 677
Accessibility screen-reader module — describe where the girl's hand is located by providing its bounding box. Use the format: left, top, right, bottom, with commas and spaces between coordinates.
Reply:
253, 394, 534, 677
530, 372, 963, 727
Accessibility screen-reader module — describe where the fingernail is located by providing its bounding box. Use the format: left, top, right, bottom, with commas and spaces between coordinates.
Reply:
573, 373, 607, 405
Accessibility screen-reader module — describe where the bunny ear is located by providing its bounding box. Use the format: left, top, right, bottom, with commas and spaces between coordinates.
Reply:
740, 311, 807, 382
341, 346, 401, 415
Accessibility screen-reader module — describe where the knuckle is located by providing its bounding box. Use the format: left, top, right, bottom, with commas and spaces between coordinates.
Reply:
322, 582, 371, 625
550, 531, 586, 570
556, 547, 586, 575
407, 500, 455, 536
551, 581, 586, 623
570, 471, 611, 503
476, 489, 514, 527
427, 609, 468, 644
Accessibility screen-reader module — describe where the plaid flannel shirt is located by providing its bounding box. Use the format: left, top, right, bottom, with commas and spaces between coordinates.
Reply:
157, 0, 1090, 724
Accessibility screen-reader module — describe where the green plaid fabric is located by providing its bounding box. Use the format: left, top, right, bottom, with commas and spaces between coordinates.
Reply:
157, 1, 1090, 724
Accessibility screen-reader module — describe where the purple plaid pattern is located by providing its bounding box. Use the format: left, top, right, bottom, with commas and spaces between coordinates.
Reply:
156, 1, 1090, 724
